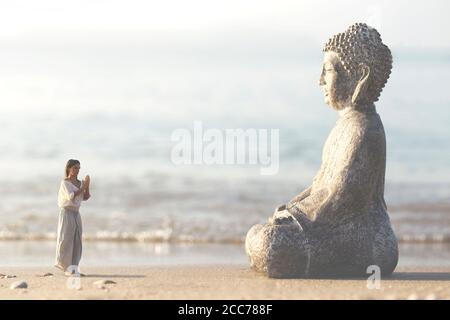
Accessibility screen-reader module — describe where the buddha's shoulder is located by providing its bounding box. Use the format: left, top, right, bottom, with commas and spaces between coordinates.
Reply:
342, 111, 385, 145
344, 110, 383, 130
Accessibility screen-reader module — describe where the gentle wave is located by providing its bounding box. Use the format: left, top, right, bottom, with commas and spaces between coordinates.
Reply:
0, 230, 244, 244
1, 230, 450, 244
396, 234, 450, 243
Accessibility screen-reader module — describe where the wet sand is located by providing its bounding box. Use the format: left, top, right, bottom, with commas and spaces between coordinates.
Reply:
1, 265, 449, 300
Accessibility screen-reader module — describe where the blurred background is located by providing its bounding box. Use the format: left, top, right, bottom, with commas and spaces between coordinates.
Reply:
0, 0, 449, 267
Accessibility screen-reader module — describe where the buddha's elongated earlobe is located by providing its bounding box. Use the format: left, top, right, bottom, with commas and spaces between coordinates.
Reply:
351, 63, 371, 105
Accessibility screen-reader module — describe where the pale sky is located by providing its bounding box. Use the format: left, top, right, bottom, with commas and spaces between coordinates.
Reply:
0, 0, 448, 116
0, 0, 448, 47
0, 0, 448, 183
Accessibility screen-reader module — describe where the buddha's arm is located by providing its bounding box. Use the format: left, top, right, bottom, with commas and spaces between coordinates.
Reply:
272, 185, 312, 215
284, 162, 327, 217
296, 124, 384, 223
271, 186, 312, 222
287, 158, 328, 209
289, 186, 312, 205
312, 129, 380, 224
272, 186, 311, 218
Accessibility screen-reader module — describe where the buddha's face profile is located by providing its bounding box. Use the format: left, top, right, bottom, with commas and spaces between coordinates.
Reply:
320, 23, 393, 112
320, 51, 356, 110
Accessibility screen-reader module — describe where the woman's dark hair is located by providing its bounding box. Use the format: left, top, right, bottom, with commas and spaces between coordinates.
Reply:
65, 159, 80, 178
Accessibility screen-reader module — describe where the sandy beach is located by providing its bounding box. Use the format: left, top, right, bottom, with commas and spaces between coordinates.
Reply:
0, 265, 449, 300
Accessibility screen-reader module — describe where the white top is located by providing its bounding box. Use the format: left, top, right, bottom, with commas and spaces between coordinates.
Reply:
58, 179, 84, 209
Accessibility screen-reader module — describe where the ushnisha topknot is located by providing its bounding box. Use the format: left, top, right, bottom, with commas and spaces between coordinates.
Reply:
323, 22, 393, 103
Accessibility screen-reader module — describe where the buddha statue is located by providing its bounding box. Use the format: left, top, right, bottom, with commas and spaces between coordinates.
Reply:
245, 23, 399, 278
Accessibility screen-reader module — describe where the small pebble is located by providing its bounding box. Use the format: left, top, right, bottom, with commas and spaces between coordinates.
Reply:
1, 275, 17, 279
36, 273, 53, 277
10, 281, 28, 289
93, 279, 116, 286
93, 279, 116, 289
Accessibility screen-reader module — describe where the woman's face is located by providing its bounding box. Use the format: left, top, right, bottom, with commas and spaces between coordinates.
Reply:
319, 51, 355, 110
68, 164, 80, 178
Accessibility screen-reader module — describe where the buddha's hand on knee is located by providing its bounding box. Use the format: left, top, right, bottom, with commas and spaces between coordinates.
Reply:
270, 209, 294, 225
269, 205, 283, 223
270, 204, 287, 220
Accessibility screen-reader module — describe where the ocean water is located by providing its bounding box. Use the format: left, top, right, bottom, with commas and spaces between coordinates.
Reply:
1, 241, 450, 268
0, 38, 449, 266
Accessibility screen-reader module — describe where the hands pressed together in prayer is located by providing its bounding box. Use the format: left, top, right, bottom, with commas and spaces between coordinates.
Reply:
82, 175, 91, 200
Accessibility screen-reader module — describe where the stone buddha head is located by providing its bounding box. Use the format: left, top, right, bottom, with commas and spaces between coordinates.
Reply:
319, 23, 392, 111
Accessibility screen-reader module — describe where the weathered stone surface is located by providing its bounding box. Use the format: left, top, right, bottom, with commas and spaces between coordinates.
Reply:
245, 23, 398, 278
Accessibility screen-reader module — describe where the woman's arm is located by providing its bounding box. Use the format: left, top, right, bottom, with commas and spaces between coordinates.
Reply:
74, 187, 85, 198
82, 177, 91, 200
83, 185, 91, 200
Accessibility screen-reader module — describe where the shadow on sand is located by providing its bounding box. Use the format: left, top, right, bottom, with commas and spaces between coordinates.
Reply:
81, 274, 146, 278
388, 272, 450, 281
